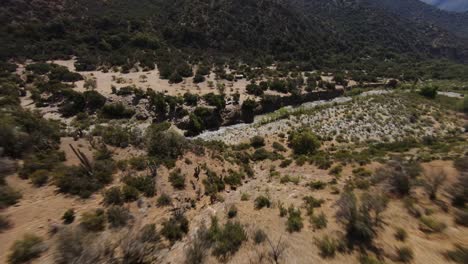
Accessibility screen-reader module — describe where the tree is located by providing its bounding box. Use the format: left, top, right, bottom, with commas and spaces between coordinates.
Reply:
241, 98, 258, 123
169, 71, 183, 84
419, 85, 438, 99
289, 130, 320, 155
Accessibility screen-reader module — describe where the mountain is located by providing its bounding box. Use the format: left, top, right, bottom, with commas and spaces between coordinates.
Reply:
0, 0, 467, 71
420, 0, 468, 12
366, 0, 468, 38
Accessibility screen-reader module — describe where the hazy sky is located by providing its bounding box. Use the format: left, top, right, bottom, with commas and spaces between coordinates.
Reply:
420, 0, 468, 12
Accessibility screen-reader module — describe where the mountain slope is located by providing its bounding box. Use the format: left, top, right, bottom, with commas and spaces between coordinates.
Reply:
0, 0, 466, 68
420, 0, 468, 12
366, 0, 468, 38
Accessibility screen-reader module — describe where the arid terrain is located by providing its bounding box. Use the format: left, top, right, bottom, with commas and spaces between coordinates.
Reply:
1, 60, 467, 264
1, 1, 468, 264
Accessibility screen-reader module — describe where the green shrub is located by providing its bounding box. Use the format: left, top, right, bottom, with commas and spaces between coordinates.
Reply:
419, 216, 446, 233
106, 206, 131, 228
286, 206, 303, 233
352, 167, 372, 178
0, 215, 11, 231
29, 169, 49, 186
100, 103, 135, 119
210, 220, 247, 259
311, 212, 328, 230
394, 227, 408, 241
103, 186, 123, 205
289, 130, 320, 155
303, 196, 324, 215
359, 255, 384, 264
53, 159, 115, 198
224, 170, 243, 187
253, 228, 267, 244
121, 184, 139, 202
80, 209, 106, 232
128, 156, 147, 171
454, 209, 468, 227
329, 165, 343, 176
161, 212, 189, 243
251, 148, 282, 161
419, 85, 438, 99
8, 234, 45, 264
250, 136, 265, 148
307, 180, 326, 190
169, 169, 186, 190
396, 246, 414, 263
254, 195, 271, 209
123, 175, 155, 197
0, 185, 21, 208
157, 193, 172, 207
445, 245, 468, 264
315, 236, 338, 258
146, 123, 187, 162
280, 159, 292, 168
227, 205, 238, 218
202, 169, 225, 196
62, 209, 75, 224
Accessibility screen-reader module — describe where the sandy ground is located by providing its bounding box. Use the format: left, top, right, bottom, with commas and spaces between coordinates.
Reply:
50, 59, 253, 101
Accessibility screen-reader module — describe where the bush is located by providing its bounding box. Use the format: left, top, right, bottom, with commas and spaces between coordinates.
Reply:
394, 227, 408, 241
311, 212, 327, 230
169, 169, 186, 190
315, 236, 338, 258
454, 208, 468, 227
80, 209, 106, 232
0, 215, 12, 231
0, 185, 21, 208
161, 212, 189, 242
308, 180, 326, 190
157, 193, 172, 207
359, 255, 384, 264
303, 196, 325, 215
29, 169, 49, 186
62, 209, 75, 224
396, 246, 414, 263
254, 195, 271, 209
250, 136, 265, 148
253, 228, 267, 244
100, 103, 135, 119
106, 206, 131, 228
146, 123, 187, 162
289, 130, 320, 155
210, 219, 247, 259
8, 234, 45, 264
53, 162, 114, 198
445, 245, 468, 264
224, 170, 243, 187
121, 184, 139, 202
419, 216, 446, 233
419, 85, 438, 99
103, 186, 123, 205
227, 205, 238, 218
286, 206, 303, 232
330, 165, 343, 176
193, 74, 205, 83
123, 175, 155, 197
